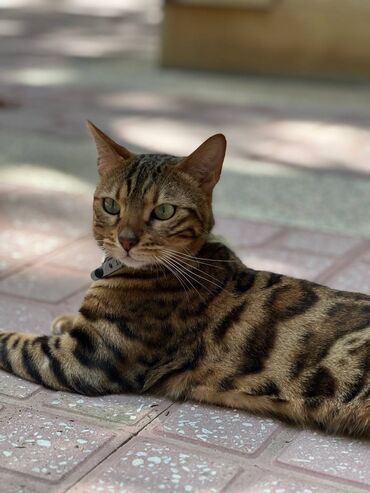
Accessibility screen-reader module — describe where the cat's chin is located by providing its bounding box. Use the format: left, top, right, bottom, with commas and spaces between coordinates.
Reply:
119, 256, 151, 270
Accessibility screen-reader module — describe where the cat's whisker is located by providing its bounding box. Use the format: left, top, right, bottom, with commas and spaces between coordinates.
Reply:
162, 251, 229, 292
164, 247, 237, 264
157, 256, 192, 301
162, 248, 225, 270
161, 253, 216, 299
164, 252, 226, 288
160, 254, 207, 301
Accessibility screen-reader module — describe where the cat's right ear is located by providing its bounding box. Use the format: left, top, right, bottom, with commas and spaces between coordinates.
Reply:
86, 121, 132, 175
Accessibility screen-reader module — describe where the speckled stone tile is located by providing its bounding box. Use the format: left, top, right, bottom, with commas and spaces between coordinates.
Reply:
229, 471, 340, 493
273, 230, 359, 256
58, 291, 86, 314
0, 264, 90, 303
70, 437, 240, 493
0, 230, 67, 262
48, 237, 102, 273
0, 372, 40, 399
214, 217, 281, 248
325, 261, 370, 294
277, 431, 370, 488
239, 247, 333, 281
0, 472, 44, 493
0, 408, 114, 482
153, 403, 278, 456
0, 294, 55, 333
42, 391, 169, 430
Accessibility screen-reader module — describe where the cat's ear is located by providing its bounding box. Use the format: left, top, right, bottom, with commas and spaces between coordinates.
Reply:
178, 134, 226, 191
86, 121, 132, 175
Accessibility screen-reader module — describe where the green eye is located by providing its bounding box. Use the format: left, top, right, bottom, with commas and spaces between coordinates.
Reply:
102, 197, 120, 215
153, 203, 176, 220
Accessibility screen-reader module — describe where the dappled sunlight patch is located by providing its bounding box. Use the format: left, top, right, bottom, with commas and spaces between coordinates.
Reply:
0, 67, 76, 86
246, 119, 370, 173
0, 165, 93, 193
112, 117, 216, 155
0, 19, 25, 36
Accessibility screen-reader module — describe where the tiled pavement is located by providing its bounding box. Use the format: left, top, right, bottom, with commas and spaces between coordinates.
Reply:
1, 1, 370, 491
1, 183, 370, 493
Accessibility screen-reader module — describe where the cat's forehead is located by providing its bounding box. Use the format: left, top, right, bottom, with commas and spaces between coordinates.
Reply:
118, 153, 181, 199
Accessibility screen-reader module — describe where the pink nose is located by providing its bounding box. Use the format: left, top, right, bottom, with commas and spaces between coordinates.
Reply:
119, 238, 137, 252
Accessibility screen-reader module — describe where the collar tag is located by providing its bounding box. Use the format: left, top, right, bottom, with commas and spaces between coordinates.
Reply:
91, 257, 124, 281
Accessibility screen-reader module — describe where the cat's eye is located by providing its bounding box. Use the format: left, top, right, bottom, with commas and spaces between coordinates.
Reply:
153, 203, 176, 220
102, 197, 120, 215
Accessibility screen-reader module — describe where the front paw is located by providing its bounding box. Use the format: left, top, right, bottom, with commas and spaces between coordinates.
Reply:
51, 314, 76, 335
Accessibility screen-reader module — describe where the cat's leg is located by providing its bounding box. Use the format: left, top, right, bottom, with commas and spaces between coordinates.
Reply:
0, 329, 133, 396
50, 313, 79, 335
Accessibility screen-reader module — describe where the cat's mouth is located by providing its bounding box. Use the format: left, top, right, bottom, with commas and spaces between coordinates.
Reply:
116, 250, 153, 269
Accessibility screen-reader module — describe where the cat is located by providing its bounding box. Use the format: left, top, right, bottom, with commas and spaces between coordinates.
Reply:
0, 121, 369, 438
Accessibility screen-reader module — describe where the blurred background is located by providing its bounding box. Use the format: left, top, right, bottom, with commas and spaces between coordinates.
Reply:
1, 0, 370, 254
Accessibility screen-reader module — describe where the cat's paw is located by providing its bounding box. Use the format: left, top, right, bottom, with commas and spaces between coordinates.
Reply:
50, 314, 76, 335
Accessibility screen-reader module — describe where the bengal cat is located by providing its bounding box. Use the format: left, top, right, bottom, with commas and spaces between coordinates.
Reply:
0, 122, 369, 438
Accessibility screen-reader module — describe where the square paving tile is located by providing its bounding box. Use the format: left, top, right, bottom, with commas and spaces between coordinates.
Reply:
273, 230, 359, 256
48, 237, 102, 273
0, 407, 114, 482
0, 294, 55, 333
277, 431, 370, 489
238, 247, 333, 281
152, 403, 278, 456
0, 257, 21, 279
325, 261, 370, 295
0, 372, 40, 400
0, 264, 91, 303
229, 471, 340, 493
70, 437, 240, 493
0, 230, 67, 262
214, 217, 281, 248
0, 472, 43, 493
0, 188, 92, 239
42, 392, 170, 431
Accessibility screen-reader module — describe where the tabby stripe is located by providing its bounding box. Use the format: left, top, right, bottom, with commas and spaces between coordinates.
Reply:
12, 337, 20, 350
169, 228, 197, 239
79, 305, 98, 320
70, 327, 134, 391
362, 387, 370, 401
0, 334, 13, 372
22, 340, 44, 385
250, 380, 280, 397
234, 270, 256, 293
38, 336, 70, 389
105, 314, 139, 339
274, 285, 319, 321
70, 327, 96, 353
240, 307, 280, 375
303, 367, 337, 401
265, 273, 283, 289
70, 377, 103, 397
289, 332, 335, 380
342, 348, 370, 403
214, 301, 246, 341
148, 341, 205, 392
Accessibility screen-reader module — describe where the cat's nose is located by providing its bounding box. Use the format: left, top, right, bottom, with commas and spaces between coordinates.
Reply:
118, 229, 139, 252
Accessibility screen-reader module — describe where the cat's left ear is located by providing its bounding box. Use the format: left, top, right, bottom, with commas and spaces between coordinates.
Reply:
86, 121, 132, 175
178, 134, 226, 192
